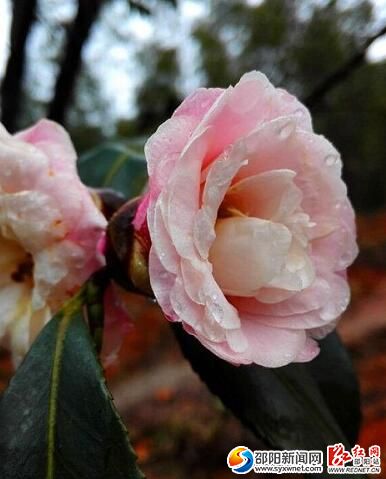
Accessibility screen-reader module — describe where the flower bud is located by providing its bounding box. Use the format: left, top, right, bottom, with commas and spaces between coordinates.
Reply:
107, 197, 152, 297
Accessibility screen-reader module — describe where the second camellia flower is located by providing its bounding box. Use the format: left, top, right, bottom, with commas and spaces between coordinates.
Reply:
135, 71, 358, 367
0, 120, 107, 363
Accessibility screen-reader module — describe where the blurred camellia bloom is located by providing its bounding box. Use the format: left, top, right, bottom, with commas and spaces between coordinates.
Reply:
136, 71, 358, 367
0, 120, 106, 364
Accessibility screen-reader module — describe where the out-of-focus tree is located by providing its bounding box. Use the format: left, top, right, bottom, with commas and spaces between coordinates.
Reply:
192, 0, 373, 94
1, 0, 177, 133
193, 22, 233, 88
47, 0, 104, 125
314, 62, 386, 211
287, 1, 386, 212
193, 0, 297, 88
67, 65, 108, 151
1, 0, 386, 211
135, 45, 181, 134
0, 0, 37, 132
290, 0, 373, 96
47, 0, 177, 126
190, 0, 386, 211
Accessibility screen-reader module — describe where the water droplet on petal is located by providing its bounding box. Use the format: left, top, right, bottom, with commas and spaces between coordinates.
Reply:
293, 108, 304, 118
277, 121, 295, 140
324, 154, 339, 167
211, 302, 224, 322
205, 295, 225, 324
173, 300, 183, 314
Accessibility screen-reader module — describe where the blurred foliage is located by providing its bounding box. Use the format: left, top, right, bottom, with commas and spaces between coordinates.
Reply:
3, 0, 386, 211
0, 285, 144, 479
78, 142, 147, 198
315, 62, 386, 211
194, 0, 295, 87
191, 0, 386, 212
135, 45, 181, 135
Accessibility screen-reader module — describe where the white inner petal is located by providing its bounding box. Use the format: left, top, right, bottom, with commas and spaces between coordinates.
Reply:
209, 217, 292, 297
210, 168, 315, 301
221, 169, 302, 221
266, 239, 315, 292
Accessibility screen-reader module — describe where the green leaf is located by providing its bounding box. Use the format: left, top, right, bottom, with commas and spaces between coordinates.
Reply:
307, 332, 361, 447
173, 325, 361, 453
85, 270, 108, 355
78, 142, 148, 199
0, 293, 144, 479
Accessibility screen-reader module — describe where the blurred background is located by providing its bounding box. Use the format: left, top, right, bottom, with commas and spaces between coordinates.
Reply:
1, 0, 386, 477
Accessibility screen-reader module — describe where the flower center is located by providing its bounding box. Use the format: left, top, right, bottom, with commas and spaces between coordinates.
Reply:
11, 253, 33, 284
209, 169, 315, 301
0, 234, 34, 288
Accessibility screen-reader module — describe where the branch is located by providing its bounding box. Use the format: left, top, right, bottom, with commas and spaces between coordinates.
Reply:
304, 24, 386, 108
47, 0, 103, 125
0, 0, 37, 132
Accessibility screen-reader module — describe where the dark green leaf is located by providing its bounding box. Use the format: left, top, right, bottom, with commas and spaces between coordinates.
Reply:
173, 324, 360, 453
85, 269, 108, 354
0, 293, 144, 479
78, 142, 148, 199
307, 332, 361, 447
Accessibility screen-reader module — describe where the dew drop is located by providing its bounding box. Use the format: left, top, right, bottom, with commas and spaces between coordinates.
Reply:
208, 300, 224, 323
338, 250, 353, 270
173, 300, 183, 314
324, 154, 339, 167
293, 108, 304, 118
196, 289, 204, 303
277, 121, 294, 140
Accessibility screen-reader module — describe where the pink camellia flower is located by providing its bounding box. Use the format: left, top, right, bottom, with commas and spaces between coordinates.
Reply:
135, 71, 358, 367
0, 119, 107, 363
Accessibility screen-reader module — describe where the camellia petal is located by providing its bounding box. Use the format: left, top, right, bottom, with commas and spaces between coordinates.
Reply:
139, 71, 358, 367
222, 169, 302, 221
209, 217, 292, 296
0, 119, 107, 363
